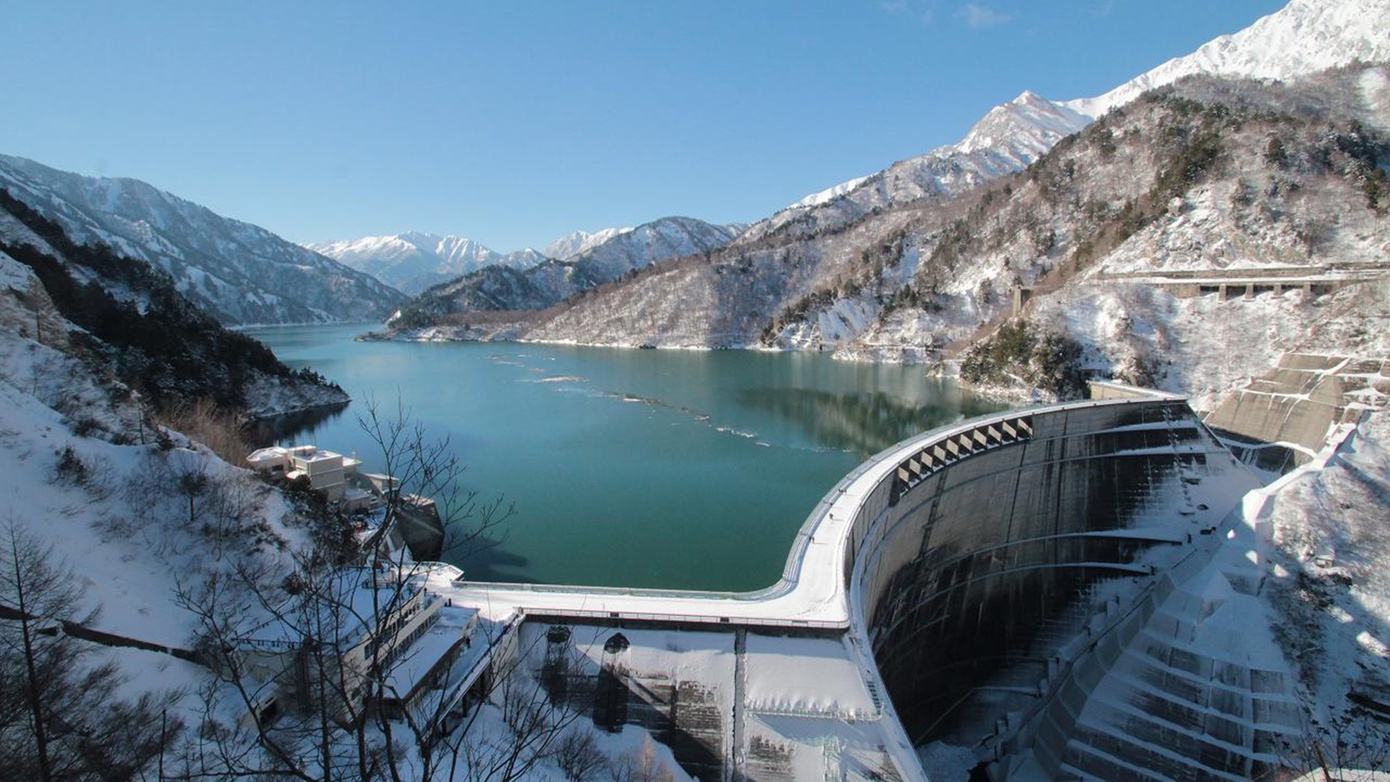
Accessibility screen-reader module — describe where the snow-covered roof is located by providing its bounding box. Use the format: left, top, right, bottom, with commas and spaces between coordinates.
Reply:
382, 607, 477, 703
238, 568, 429, 649
246, 446, 291, 465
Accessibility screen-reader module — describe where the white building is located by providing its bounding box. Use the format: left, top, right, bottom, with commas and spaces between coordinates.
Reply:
233, 567, 479, 727
246, 444, 372, 509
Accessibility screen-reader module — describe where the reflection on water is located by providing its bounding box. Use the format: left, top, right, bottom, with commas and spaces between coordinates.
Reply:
247, 402, 351, 447
739, 386, 1005, 457
244, 324, 1012, 590
455, 543, 533, 584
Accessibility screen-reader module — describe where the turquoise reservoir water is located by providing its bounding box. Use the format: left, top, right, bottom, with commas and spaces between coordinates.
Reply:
247, 324, 1006, 591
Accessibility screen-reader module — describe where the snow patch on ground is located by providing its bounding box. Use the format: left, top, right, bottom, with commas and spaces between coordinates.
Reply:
1259, 412, 1390, 769
744, 635, 877, 717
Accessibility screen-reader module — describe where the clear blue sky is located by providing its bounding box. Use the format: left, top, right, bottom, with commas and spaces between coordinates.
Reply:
3, 1, 1285, 252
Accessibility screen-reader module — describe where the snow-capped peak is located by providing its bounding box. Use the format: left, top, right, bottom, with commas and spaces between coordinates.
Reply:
306, 231, 545, 294
744, 89, 1089, 243
308, 232, 497, 267
950, 90, 1091, 157
542, 226, 635, 261
788, 176, 873, 211
1065, 0, 1390, 119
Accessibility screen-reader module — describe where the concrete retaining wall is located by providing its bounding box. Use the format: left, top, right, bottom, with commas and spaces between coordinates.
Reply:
1204, 353, 1387, 462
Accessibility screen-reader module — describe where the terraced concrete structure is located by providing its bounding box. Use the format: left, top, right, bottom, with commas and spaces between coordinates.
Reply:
1205, 353, 1389, 469
440, 396, 1283, 780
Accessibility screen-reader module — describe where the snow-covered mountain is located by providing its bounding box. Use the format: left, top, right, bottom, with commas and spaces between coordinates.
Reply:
307, 232, 547, 295
0, 188, 350, 418
318, 219, 746, 300
0, 155, 402, 326
504, 0, 1390, 355
738, 92, 1091, 245
1066, 0, 1390, 119
388, 215, 743, 331
565, 216, 742, 281
542, 226, 634, 261
744, 0, 1390, 249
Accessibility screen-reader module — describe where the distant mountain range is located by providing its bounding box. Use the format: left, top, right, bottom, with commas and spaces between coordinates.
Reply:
386, 216, 745, 329
310, 218, 751, 301
2, 0, 1386, 348
0, 155, 402, 326
306, 232, 548, 295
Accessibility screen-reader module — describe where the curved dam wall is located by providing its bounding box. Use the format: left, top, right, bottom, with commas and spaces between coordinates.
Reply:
841, 398, 1253, 752
437, 396, 1262, 781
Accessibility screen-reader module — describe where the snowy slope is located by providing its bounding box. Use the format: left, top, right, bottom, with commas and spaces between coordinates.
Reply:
0, 246, 317, 721
542, 226, 634, 260
831, 66, 1390, 394
0, 155, 402, 326
740, 92, 1091, 244
307, 231, 547, 295
750, 0, 1390, 249
1260, 411, 1390, 773
1066, 0, 1390, 119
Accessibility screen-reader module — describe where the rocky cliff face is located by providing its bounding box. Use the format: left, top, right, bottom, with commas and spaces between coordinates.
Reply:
0, 155, 402, 326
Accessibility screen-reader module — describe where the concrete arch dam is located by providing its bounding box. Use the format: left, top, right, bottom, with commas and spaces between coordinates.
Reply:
846, 398, 1271, 773
439, 397, 1268, 780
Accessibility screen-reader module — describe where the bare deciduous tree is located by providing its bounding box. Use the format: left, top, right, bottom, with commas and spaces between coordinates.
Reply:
609, 735, 677, 782
171, 400, 600, 782
554, 728, 609, 781
0, 519, 181, 780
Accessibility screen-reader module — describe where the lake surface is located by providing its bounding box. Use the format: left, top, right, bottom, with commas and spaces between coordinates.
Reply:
246, 324, 1007, 591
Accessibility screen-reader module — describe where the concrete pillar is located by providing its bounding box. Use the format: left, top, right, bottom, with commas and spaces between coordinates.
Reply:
1012, 287, 1032, 318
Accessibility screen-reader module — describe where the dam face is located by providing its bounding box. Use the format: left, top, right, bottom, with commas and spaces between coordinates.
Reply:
846, 399, 1261, 753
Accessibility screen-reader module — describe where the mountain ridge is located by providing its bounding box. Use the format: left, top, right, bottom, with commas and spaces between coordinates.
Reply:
306, 232, 547, 295
1065, 0, 1390, 119
742, 0, 1390, 250
0, 154, 402, 327
387, 214, 743, 330
485, 0, 1390, 358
